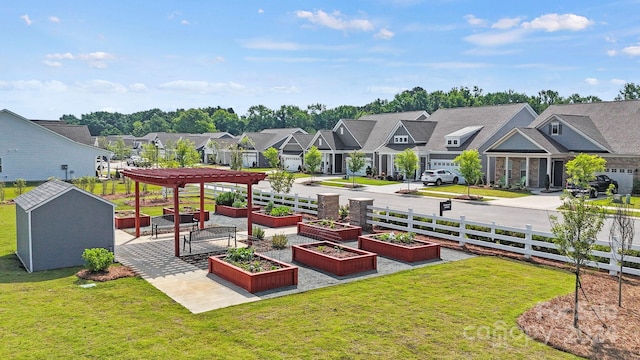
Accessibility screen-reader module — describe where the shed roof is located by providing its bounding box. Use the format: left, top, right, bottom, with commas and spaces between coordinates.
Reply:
14, 179, 115, 212
120, 168, 267, 187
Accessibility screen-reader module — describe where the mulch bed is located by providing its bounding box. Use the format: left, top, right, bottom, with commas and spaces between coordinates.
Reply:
305, 244, 360, 258
76, 265, 137, 282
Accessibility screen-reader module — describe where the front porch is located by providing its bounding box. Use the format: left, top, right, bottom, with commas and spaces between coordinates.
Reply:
487, 155, 568, 189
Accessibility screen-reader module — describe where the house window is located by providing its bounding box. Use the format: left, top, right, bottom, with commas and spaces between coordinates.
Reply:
612, 168, 617, 173
340, 127, 344, 135
628, 169, 633, 174
520, 160, 526, 179
550, 122, 560, 135
318, 138, 323, 146
453, 139, 458, 145
394, 135, 408, 144
447, 140, 452, 145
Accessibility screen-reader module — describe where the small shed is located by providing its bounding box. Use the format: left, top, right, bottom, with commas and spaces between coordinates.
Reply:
14, 179, 115, 272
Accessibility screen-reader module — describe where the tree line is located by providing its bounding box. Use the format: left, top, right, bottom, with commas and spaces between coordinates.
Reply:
61, 83, 640, 137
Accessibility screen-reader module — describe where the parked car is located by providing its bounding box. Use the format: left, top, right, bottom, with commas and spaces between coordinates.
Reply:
421, 169, 459, 186
127, 155, 142, 166
566, 174, 618, 198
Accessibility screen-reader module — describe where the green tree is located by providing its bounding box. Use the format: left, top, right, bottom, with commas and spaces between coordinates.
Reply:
269, 169, 295, 194
229, 144, 244, 171
453, 149, 483, 196
347, 150, 366, 188
173, 139, 201, 168
615, 82, 640, 101
304, 146, 322, 181
140, 143, 160, 168
109, 137, 131, 160
262, 147, 280, 168
394, 149, 419, 191
608, 192, 635, 307
173, 108, 216, 133
549, 153, 606, 329
13, 178, 27, 195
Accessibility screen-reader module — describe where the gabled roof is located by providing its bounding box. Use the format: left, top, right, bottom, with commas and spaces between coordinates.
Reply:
530, 100, 640, 154
337, 119, 376, 148
401, 120, 438, 142
422, 103, 533, 152
486, 127, 567, 154
202, 132, 234, 139
241, 128, 307, 151
353, 111, 432, 152
358, 110, 429, 122
538, 114, 611, 152
31, 121, 94, 146
292, 134, 315, 149
14, 179, 115, 212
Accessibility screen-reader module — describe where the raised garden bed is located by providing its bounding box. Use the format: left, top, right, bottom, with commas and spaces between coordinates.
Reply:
252, 211, 302, 228
297, 220, 362, 242
292, 241, 376, 276
163, 207, 210, 222
358, 233, 440, 263
114, 211, 151, 229
215, 204, 261, 218
208, 253, 298, 293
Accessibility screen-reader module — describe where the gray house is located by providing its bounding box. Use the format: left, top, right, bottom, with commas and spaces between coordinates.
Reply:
14, 180, 115, 272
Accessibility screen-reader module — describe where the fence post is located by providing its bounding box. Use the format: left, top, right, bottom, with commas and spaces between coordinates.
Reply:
609, 236, 619, 276
524, 224, 532, 259
459, 215, 466, 246
294, 193, 300, 213
317, 193, 339, 220
349, 198, 374, 232
407, 208, 414, 232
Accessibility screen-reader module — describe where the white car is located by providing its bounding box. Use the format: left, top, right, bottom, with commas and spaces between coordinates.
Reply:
421, 169, 459, 186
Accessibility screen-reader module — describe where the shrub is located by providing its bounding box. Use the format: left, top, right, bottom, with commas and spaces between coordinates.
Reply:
13, 178, 26, 195
264, 201, 275, 214
225, 247, 255, 263
271, 233, 288, 249
0, 181, 4, 202
269, 206, 291, 217
82, 248, 114, 272
339, 205, 349, 221
232, 200, 247, 208
216, 191, 243, 206
252, 226, 265, 240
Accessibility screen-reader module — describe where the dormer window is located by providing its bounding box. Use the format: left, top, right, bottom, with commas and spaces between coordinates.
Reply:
340, 127, 344, 135
394, 135, 408, 144
549, 121, 561, 136
318, 138, 323, 146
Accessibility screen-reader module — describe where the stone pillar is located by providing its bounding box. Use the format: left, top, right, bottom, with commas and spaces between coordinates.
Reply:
317, 193, 339, 220
349, 198, 374, 232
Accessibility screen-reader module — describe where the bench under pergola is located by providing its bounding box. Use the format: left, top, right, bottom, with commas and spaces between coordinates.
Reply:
120, 168, 267, 256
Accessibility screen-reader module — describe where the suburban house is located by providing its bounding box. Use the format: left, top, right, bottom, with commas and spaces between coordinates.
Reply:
132, 132, 234, 164
278, 133, 314, 171
0, 109, 111, 182
231, 128, 308, 169
419, 103, 538, 183
484, 100, 640, 192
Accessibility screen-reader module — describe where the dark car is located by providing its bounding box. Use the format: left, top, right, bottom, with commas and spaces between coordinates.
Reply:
566, 174, 618, 198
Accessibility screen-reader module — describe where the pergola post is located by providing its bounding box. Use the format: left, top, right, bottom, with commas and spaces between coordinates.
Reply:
173, 185, 180, 256
199, 181, 205, 230
135, 181, 140, 238
247, 182, 253, 237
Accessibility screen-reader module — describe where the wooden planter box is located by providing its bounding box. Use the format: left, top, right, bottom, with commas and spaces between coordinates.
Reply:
252, 211, 303, 228
114, 213, 151, 229
292, 241, 377, 276
208, 254, 298, 293
358, 234, 441, 263
163, 207, 210, 222
297, 221, 362, 242
215, 205, 261, 218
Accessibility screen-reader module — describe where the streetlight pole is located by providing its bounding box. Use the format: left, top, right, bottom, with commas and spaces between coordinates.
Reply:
154, 140, 159, 169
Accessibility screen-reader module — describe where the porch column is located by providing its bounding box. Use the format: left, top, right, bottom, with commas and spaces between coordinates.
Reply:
247, 182, 253, 237
505, 156, 510, 184
199, 182, 205, 230
173, 185, 180, 257
525, 157, 530, 187
378, 153, 382, 175
546, 156, 552, 184
389, 155, 394, 176
486, 155, 491, 185
134, 181, 140, 238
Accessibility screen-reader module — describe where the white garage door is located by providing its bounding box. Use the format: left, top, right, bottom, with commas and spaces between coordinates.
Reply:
604, 168, 634, 194
282, 155, 302, 172
242, 152, 258, 168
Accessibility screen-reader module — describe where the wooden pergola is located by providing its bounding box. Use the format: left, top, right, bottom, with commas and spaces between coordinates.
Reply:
120, 168, 267, 256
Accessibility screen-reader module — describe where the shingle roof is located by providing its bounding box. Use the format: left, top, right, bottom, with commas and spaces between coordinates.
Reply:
340, 120, 376, 147
358, 110, 429, 121
14, 179, 114, 212
31, 120, 94, 145
531, 100, 640, 154
422, 103, 530, 152
401, 120, 438, 142
516, 128, 568, 153
292, 134, 315, 148
242, 128, 307, 150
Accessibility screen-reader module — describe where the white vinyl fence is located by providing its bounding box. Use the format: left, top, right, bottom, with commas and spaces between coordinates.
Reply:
367, 205, 640, 277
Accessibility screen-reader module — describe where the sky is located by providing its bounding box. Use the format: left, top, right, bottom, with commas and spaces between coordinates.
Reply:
2, 0, 640, 119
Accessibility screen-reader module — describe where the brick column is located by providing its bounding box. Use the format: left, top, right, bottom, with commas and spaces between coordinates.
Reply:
317, 193, 339, 220
349, 198, 374, 232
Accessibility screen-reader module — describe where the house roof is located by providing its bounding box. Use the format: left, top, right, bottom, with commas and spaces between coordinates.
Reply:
121, 168, 267, 187
339, 120, 376, 148
292, 134, 315, 149
530, 100, 640, 154
421, 103, 531, 152
401, 120, 438, 142
31, 120, 94, 145
517, 128, 568, 153
241, 128, 307, 150
14, 179, 115, 212
358, 110, 429, 121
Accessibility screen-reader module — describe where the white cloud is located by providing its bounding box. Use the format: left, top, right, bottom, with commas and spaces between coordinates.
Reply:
208, 56, 225, 64
464, 14, 487, 27
610, 78, 626, 85
607, 49, 617, 56
129, 83, 148, 92
374, 28, 395, 40
21, 14, 32, 25
46, 52, 74, 60
622, 45, 640, 56
258, 9, 264, 14
295, 10, 374, 32
270, 86, 300, 94
522, 13, 593, 32
78, 52, 116, 68
584, 78, 599, 85
605, 36, 616, 43
49, 16, 60, 23
42, 60, 63, 67
78, 80, 127, 93
158, 80, 249, 94
0, 80, 67, 92
491, 17, 522, 30
243, 40, 302, 51
464, 29, 526, 47
181, 20, 190, 25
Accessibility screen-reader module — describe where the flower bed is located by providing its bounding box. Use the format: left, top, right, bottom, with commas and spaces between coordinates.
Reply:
215, 205, 261, 218
163, 207, 210, 222
208, 253, 298, 293
114, 211, 151, 229
297, 220, 362, 241
292, 241, 377, 276
358, 232, 440, 263
252, 211, 302, 228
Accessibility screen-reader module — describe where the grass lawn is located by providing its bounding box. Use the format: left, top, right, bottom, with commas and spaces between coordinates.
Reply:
328, 177, 400, 186
591, 195, 640, 210
319, 181, 349, 188
422, 184, 531, 198
0, 204, 578, 358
